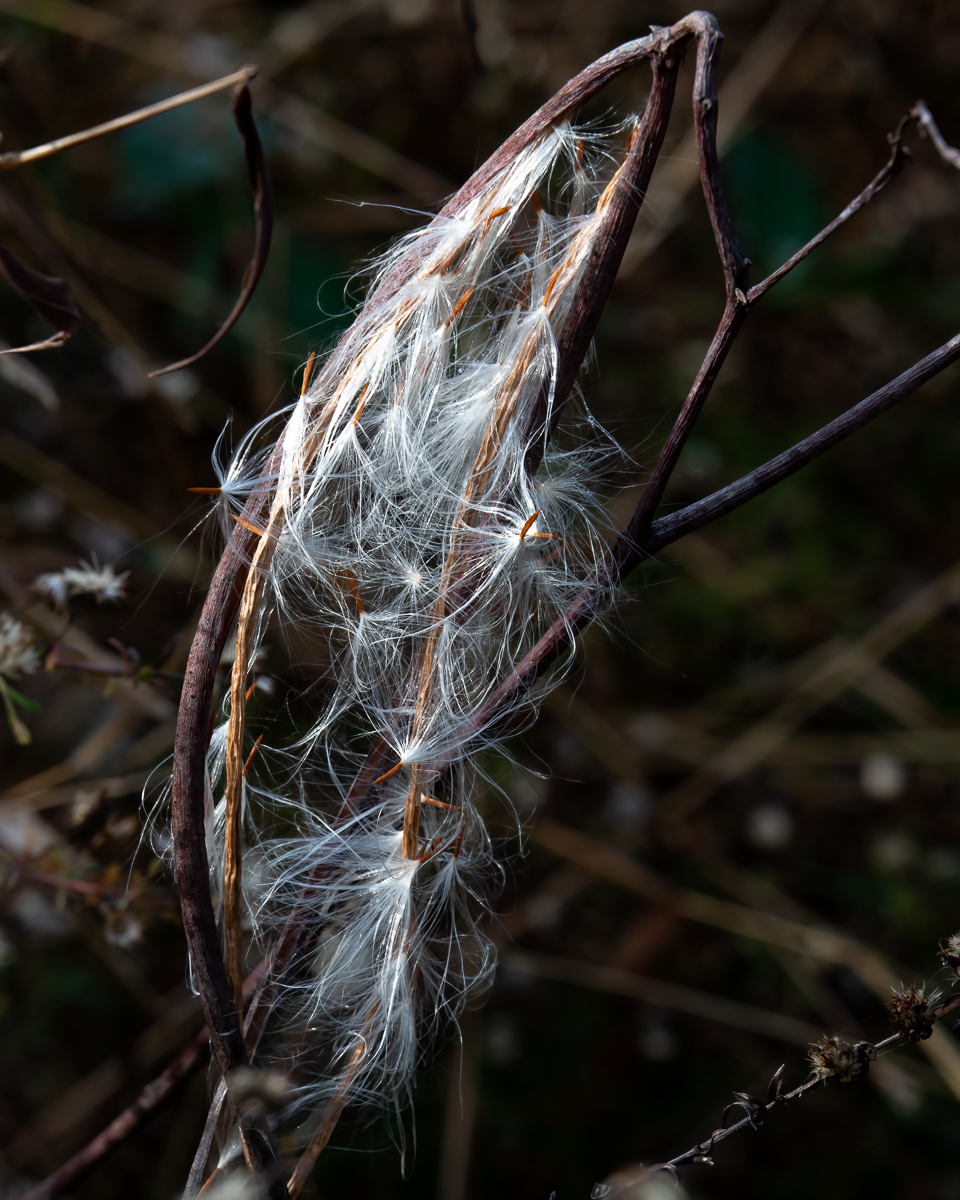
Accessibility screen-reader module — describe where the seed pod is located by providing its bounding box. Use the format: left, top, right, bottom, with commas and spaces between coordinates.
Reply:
808, 1036, 872, 1082
886, 984, 939, 1042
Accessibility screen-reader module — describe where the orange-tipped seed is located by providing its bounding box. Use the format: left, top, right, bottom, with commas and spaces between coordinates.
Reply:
420, 795, 462, 811
543, 265, 563, 308
242, 734, 264, 776
519, 509, 542, 540
344, 569, 365, 615
452, 820, 466, 859
300, 351, 316, 399
484, 204, 511, 232
232, 515, 267, 536
352, 382, 371, 425
373, 760, 404, 785
445, 286, 474, 327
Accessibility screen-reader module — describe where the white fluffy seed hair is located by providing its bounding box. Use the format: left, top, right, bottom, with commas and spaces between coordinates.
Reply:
199, 117, 638, 1126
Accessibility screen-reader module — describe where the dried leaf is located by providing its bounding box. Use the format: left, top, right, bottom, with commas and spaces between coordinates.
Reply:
149, 83, 273, 378
0, 245, 80, 349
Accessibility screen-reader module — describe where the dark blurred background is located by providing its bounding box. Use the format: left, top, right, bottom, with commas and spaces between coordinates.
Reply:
1, 1, 960, 1197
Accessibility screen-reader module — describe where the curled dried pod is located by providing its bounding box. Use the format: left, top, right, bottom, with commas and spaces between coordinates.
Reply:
886, 984, 940, 1042
808, 1035, 870, 1083
937, 933, 960, 977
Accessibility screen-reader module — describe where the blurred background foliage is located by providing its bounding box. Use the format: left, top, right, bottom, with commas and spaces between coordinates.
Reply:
0, 0, 959, 1197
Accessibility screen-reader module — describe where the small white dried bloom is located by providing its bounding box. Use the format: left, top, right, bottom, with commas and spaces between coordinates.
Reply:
60, 558, 129, 604
0, 614, 39, 679
33, 571, 70, 607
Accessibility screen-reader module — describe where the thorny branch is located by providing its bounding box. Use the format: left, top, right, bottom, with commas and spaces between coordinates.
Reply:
27, 11, 960, 1199
627, 984, 960, 1186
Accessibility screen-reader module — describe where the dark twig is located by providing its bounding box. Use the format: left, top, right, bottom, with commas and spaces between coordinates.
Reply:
170, 503, 289, 1198
624, 18, 749, 545
627, 77, 933, 544
645, 331, 960, 549
910, 100, 960, 169
748, 113, 914, 302
464, 324, 960, 745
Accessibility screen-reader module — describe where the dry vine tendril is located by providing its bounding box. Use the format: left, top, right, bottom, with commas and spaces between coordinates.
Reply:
23, 10, 960, 1200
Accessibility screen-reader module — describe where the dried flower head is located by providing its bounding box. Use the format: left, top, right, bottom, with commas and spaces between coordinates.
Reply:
61, 558, 129, 603
36, 558, 129, 607
0, 614, 39, 679
937, 933, 960, 977
808, 1036, 873, 1082
886, 984, 940, 1041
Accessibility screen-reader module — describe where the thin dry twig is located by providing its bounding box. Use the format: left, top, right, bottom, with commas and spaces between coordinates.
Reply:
0, 330, 69, 354
0, 66, 258, 171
